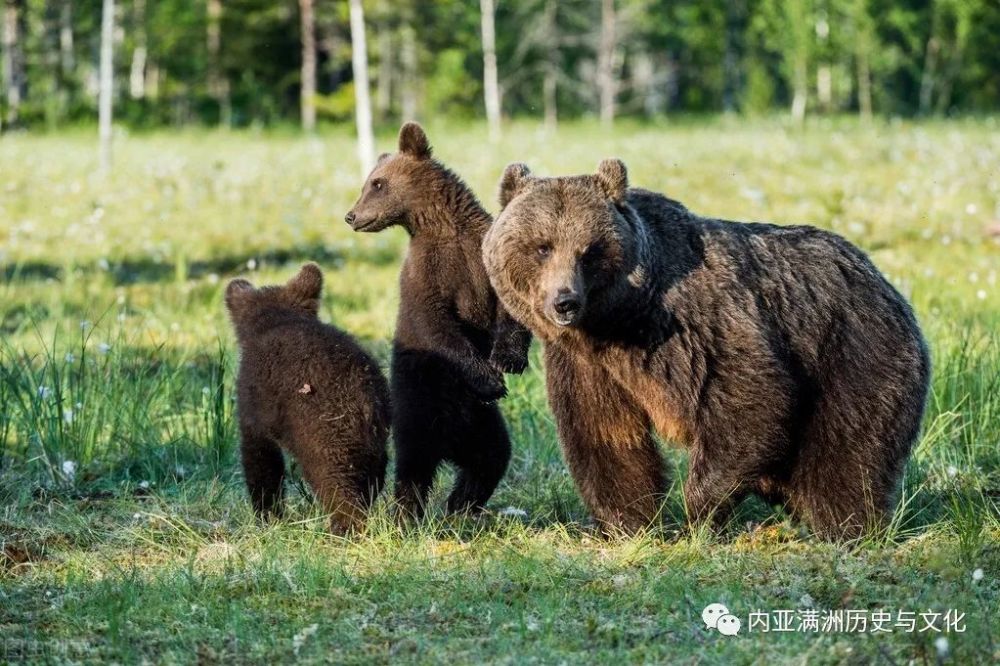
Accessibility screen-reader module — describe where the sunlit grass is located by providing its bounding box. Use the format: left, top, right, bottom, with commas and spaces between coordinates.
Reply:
2, 119, 999, 662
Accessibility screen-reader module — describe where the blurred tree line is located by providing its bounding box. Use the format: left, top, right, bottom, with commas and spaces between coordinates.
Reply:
2, 0, 998, 132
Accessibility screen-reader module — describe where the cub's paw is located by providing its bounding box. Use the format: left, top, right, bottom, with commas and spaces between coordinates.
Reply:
472, 367, 508, 403
490, 345, 529, 375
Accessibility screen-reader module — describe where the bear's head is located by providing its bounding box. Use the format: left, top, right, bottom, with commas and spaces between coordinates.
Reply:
345, 122, 438, 234
225, 263, 323, 340
483, 158, 645, 339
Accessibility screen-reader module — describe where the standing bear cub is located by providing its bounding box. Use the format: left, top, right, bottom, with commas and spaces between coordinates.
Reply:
226, 263, 390, 535
483, 159, 930, 539
346, 122, 530, 518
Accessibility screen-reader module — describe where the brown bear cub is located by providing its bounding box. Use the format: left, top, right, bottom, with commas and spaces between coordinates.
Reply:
346, 122, 530, 518
226, 263, 390, 535
483, 159, 930, 539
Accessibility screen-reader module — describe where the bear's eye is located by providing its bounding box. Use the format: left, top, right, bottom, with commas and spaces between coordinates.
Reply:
372, 179, 385, 191
536, 244, 552, 259
582, 244, 604, 265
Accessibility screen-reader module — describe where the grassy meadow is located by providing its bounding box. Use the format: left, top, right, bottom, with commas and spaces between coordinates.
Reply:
1, 119, 999, 663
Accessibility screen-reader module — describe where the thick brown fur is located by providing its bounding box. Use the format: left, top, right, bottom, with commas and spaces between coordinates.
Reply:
483, 160, 930, 539
225, 264, 390, 535
346, 123, 531, 518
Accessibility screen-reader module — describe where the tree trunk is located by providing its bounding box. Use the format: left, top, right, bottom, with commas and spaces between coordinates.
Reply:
918, 36, 939, 115
349, 0, 374, 175
299, 0, 316, 132
2, 0, 25, 129
129, 0, 146, 99
722, 0, 745, 113
59, 0, 73, 76
400, 17, 417, 120
375, 0, 392, 122
207, 0, 230, 125
791, 59, 807, 122
597, 0, 616, 125
480, 0, 500, 140
542, 0, 557, 130
857, 50, 872, 120
98, 0, 114, 173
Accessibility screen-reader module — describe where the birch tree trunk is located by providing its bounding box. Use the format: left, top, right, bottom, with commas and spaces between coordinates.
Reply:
375, 0, 392, 122
2, 0, 24, 128
400, 18, 417, 120
207, 0, 230, 125
349, 0, 374, 175
129, 0, 146, 99
480, 0, 500, 140
98, 0, 114, 173
597, 0, 616, 126
299, 0, 316, 132
542, 0, 557, 130
59, 0, 74, 76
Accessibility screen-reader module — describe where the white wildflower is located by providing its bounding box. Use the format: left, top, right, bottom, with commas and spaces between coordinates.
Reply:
139, 480, 151, 490
965, 203, 977, 215
525, 617, 540, 632
499, 506, 528, 518
976, 290, 987, 300
61, 460, 77, 482
175, 464, 188, 478
202, 386, 211, 395
207, 273, 220, 285
97, 343, 111, 354
98, 258, 110, 271
934, 636, 949, 658
611, 574, 629, 589
246, 258, 257, 270
972, 568, 984, 583
947, 465, 959, 479
64, 353, 75, 364
80, 320, 91, 330
292, 624, 319, 656
799, 593, 815, 608
63, 409, 74, 424
37, 386, 52, 400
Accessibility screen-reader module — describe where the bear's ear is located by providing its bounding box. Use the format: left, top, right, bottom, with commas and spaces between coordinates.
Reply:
376, 152, 391, 165
398, 122, 432, 160
498, 162, 532, 209
595, 158, 629, 203
287, 263, 323, 301
224, 279, 255, 313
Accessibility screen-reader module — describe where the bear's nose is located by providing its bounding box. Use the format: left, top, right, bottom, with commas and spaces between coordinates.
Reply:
553, 293, 581, 316
345, 211, 356, 225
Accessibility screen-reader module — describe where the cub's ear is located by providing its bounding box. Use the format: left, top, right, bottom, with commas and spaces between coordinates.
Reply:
224, 279, 255, 313
287, 263, 324, 301
595, 158, 628, 203
398, 122, 432, 159
498, 162, 532, 209
376, 152, 391, 165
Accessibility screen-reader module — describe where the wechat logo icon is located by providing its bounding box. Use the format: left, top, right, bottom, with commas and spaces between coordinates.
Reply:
703, 603, 741, 637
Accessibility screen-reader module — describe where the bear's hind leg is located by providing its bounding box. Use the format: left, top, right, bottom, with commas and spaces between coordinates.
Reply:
445, 404, 512, 514
240, 428, 286, 520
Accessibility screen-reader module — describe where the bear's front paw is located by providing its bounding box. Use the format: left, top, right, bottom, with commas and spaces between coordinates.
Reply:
490, 345, 529, 375
472, 367, 508, 403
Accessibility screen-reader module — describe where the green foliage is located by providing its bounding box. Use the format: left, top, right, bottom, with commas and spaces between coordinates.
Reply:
1, 0, 999, 132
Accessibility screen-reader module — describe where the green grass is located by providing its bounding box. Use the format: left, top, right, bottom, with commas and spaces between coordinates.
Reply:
2, 118, 999, 663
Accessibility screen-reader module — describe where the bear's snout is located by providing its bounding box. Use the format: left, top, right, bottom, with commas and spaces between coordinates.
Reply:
345, 210, 356, 225
548, 289, 583, 327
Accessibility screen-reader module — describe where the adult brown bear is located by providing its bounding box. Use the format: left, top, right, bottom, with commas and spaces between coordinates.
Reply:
482, 159, 930, 539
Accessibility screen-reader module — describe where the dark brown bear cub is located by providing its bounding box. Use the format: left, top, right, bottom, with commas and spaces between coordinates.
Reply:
226, 263, 390, 535
484, 159, 930, 540
346, 122, 530, 518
